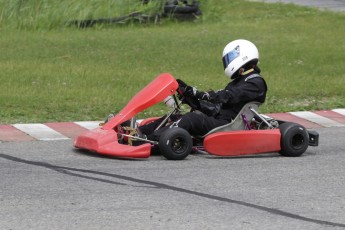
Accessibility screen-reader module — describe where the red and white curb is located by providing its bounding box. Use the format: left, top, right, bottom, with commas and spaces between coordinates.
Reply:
0, 109, 345, 143
0, 121, 101, 143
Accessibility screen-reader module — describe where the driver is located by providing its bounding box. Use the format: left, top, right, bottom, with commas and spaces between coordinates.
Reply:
139, 39, 267, 138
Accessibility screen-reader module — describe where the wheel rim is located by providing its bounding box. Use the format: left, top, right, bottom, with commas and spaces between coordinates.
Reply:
171, 136, 188, 155
291, 133, 305, 150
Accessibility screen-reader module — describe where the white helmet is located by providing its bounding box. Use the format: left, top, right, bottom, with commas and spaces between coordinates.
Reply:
222, 39, 259, 79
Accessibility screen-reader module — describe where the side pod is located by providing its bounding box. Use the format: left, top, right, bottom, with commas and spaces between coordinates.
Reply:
203, 129, 281, 156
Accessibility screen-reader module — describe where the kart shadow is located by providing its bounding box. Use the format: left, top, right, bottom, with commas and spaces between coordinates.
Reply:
200, 153, 281, 160
72, 148, 146, 161
200, 150, 316, 159
72, 149, 315, 161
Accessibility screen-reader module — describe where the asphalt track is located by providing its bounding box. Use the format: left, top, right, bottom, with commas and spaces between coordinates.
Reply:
249, 0, 345, 12
0, 109, 345, 230
1, 127, 345, 229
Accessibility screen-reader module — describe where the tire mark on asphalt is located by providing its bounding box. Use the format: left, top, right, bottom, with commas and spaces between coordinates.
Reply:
1, 153, 345, 228
0, 153, 156, 188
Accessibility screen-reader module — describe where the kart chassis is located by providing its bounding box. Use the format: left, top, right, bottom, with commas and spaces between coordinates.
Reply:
74, 73, 319, 160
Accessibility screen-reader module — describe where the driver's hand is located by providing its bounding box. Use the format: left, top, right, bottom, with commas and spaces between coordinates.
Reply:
184, 86, 197, 97
176, 79, 188, 89
176, 79, 188, 94
176, 79, 197, 97
176, 79, 189, 96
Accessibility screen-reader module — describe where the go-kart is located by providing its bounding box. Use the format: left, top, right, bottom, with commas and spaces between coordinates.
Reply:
74, 73, 319, 160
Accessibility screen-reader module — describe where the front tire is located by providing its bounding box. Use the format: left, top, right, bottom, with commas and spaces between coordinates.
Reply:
159, 128, 192, 160
279, 122, 309, 157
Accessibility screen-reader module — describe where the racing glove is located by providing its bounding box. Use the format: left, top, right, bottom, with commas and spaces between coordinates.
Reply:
176, 79, 195, 97
176, 79, 188, 89
177, 79, 216, 101
185, 86, 217, 102
195, 89, 219, 101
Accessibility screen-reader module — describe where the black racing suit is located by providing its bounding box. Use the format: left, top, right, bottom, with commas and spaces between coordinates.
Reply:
208, 70, 267, 122
140, 68, 267, 137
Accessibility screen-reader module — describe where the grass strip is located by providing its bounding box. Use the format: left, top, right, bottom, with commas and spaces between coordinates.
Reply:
0, 0, 344, 123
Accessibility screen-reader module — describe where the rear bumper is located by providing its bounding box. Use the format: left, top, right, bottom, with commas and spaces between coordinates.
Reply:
308, 130, 319, 146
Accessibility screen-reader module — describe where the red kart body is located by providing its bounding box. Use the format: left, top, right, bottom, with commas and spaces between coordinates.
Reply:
74, 73, 178, 158
74, 73, 314, 159
204, 130, 281, 156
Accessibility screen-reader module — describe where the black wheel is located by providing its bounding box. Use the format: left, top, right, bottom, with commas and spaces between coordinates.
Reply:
159, 127, 192, 160
279, 122, 309, 157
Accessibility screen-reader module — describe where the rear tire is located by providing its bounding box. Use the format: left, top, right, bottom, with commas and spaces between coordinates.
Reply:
279, 122, 309, 157
159, 128, 192, 160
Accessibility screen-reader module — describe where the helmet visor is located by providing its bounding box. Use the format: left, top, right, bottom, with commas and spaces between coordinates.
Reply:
222, 45, 240, 70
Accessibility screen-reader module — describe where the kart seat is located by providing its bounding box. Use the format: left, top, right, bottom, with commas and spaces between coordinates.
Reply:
200, 101, 261, 138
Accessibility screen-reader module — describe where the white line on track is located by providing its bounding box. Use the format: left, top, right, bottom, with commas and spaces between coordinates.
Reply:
332, 109, 345, 116
289, 111, 345, 127
74, 121, 102, 130
13, 124, 69, 141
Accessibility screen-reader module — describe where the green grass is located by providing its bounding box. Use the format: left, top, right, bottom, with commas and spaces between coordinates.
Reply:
0, 0, 164, 29
0, 0, 344, 124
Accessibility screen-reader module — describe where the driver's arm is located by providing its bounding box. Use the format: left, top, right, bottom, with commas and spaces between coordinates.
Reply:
177, 78, 264, 105
195, 77, 267, 104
